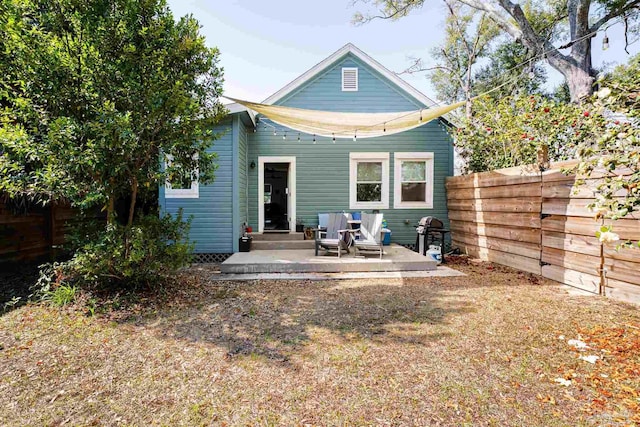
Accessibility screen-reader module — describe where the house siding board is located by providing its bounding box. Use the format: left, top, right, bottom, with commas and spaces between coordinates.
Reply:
247, 121, 452, 245
161, 119, 234, 253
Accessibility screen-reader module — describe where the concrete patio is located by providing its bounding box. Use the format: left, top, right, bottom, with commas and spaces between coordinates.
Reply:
220, 243, 438, 274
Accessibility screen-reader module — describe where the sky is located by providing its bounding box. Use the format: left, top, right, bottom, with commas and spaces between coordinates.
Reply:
166, 0, 639, 103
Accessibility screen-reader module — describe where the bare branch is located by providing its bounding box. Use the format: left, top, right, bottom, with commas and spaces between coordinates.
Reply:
456, 0, 523, 40
351, 0, 423, 25
589, 0, 640, 32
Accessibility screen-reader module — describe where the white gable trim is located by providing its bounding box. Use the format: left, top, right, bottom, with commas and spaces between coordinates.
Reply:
225, 102, 257, 127
262, 43, 440, 109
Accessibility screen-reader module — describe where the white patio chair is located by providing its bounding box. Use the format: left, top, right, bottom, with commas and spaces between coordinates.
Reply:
349, 213, 385, 259
315, 213, 351, 258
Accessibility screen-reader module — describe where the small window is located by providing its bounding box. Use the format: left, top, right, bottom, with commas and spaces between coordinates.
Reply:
342, 67, 358, 91
165, 154, 199, 199
349, 152, 389, 209
394, 152, 434, 209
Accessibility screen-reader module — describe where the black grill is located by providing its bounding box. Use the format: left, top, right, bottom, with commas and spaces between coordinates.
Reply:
416, 216, 444, 234
415, 216, 449, 261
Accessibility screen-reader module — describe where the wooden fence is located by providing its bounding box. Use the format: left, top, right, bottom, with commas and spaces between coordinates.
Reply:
0, 200, 77, 262
446, 160, 640, 305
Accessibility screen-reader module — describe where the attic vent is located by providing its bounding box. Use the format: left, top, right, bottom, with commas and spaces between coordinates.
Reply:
342, 67, 358, 91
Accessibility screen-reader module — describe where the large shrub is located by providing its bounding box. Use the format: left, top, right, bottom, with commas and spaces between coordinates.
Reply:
455, 94, 604, 173
39, 211, 193, 290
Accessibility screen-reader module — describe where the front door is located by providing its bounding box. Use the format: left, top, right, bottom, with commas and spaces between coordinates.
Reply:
258, 157, 296, 233
264, 163, 289, 231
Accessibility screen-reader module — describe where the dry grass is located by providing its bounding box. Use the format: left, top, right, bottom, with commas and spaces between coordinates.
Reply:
1, 258, 639, 426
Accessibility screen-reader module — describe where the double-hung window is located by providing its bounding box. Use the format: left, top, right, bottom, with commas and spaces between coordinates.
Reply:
164, 154, 199, 199
394, 152, 434, 209
349, 152, 389, 209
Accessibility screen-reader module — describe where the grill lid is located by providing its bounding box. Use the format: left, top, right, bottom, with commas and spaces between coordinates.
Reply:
416, 216, 444, 233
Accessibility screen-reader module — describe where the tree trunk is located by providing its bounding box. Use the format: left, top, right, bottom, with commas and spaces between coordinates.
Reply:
107, 194, 115, 224
128, 177, 138, 227
491, 0, 598, 103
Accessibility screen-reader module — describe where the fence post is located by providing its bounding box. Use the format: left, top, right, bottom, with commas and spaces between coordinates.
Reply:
537, 144, 549, 171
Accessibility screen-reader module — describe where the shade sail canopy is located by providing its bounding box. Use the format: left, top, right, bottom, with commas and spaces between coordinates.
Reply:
226, 97, 464, 139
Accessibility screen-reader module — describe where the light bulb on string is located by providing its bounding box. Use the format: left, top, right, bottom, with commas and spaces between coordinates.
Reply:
332, 133, 336, 143
419, 109, 423, 123
283, 131, 287, 140
383, 123, 386, 133
313, 134, 316, 144
273, 129, 277, 136
297, 133, 301, 142
353, 130, 357, 142
602, 33, 610, 50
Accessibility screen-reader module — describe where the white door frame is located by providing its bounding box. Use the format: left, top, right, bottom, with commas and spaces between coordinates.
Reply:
258, 156, 296, 233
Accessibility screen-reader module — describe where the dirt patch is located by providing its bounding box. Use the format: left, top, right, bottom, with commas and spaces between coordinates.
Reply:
1, 259, 638, 426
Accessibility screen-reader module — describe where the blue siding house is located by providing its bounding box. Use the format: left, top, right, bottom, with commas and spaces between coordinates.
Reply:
160, 43, 454, 256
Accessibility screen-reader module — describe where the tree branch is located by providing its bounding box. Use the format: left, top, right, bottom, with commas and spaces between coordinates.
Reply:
351, 0, 422, 24
589, 0, 640, 32
456, 0, 523, 40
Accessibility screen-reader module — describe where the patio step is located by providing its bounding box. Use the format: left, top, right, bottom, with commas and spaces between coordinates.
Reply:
252, 232, 306, 241
251, 240, 315, 250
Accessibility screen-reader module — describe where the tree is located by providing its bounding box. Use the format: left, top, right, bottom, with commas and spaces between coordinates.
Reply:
403, 1, 499, 118
0, 0, 226, 286
353, 0, 640, 102
472, 40, 548, 99
1, 0, 225, 225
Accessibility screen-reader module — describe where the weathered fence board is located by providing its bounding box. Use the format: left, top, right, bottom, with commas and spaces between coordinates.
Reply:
541, 230, 601, 257
450, 221, 541, 244
452, 239, 542, 275
449, 211, 541, 228
542, 264, 601, 294
0, 200, 82, 262
541, 215, 603, 236
453, 232, 541, 259
445, 165, 541, 189
447, 197, 541, 213
605, 278, 640, 305
447, 182, 542, 200
541, 246, 601, 276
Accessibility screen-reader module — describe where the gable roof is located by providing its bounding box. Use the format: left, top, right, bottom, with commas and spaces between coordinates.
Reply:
262, 43, 441, 109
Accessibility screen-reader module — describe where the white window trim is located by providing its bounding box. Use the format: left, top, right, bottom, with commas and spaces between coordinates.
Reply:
164, 154, 199, 199
342, 67, 358, 92
349, 152, 389, 210
394, 152, 434, 209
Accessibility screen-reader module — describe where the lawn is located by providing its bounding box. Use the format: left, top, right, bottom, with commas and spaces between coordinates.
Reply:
1, 258, 639, 426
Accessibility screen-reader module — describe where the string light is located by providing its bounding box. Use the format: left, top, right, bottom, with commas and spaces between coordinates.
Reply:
419, 109, 423, 123
313, 134, 316, 144
383, 123, 386, 133
602, 32, 610, 50
332, 133, 335, 143
297, 133, 301, 142
273, 129, 277, 136
353, 130, 357, 142
283, 131, 287, 140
